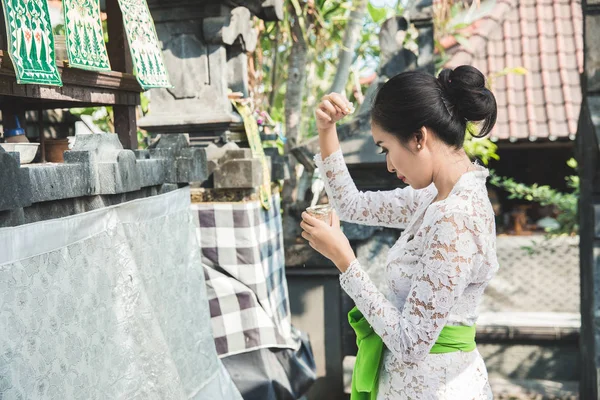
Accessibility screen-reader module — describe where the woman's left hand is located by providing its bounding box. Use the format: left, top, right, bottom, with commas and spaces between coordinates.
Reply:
300, 211, 356, 273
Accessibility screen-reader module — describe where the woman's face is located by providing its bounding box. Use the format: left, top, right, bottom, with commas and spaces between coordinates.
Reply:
371, 123, 434, 189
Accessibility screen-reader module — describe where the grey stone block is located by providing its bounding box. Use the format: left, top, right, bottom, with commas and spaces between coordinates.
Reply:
214, 158, 263, 189
0, 208, 25, 227
203, 7, 258, 51
138, 36, 235, 132
0, 132, 209, 220
205, 142, 240, 162
68, 133, 141, 195
25, 163, 89, 203
0, 147, 32, 212
206, 142, 240, 174
134, 150, 168, 188
227, 46, 249, 96
155, 134, 208, 183
220, 149, 253, 163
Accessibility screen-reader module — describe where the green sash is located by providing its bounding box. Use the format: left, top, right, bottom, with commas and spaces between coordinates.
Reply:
348, 306, 476, 400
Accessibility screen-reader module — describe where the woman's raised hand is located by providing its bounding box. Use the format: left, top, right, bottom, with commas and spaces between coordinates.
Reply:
315, 93, 355, 132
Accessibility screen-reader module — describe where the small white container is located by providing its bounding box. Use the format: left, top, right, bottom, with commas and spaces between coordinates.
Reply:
0, 143, 40, 164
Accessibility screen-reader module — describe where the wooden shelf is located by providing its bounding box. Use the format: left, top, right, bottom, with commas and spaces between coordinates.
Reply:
0, 51, 142, 109
0, 0, 143, 148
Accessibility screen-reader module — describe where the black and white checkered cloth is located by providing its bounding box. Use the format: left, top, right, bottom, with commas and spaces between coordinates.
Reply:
192, 194, 297, 357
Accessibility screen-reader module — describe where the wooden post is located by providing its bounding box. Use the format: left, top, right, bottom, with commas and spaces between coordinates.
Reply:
578, 1, 600, 398
112, 105, 138, 149
38, 109, 45, 163
106, 0, 138, 149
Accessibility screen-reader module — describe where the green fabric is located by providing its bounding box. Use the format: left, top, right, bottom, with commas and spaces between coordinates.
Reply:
348, 306, 476, 400
63, 0, 111, 71
1, 0, 63, 86
429, 324, 477, 353
348, 306, 383, 400
118, 0, 171, 89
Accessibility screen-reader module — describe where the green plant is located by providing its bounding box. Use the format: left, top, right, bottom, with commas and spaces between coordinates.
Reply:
255, 0, 400, 143
489, 158, 579, 236
463, 122, 499, 165
69, 105, 113, 132
53, 23, 65, 36
69, 92, 150, 149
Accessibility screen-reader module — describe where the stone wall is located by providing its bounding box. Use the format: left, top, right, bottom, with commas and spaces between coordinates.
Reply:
0, 133, 207, 227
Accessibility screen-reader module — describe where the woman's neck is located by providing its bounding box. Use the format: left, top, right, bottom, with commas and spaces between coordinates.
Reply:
431, 149, 474, 202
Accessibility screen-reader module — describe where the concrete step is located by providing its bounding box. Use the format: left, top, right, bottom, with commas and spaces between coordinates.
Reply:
490, 376, 578, 399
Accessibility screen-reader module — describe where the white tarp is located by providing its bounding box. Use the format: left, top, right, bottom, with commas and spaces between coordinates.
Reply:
0, 187, 242, 400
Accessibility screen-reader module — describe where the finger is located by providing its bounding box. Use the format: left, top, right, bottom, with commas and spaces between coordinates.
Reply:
302, 212, 326, 227
315, 109, 333, 122
300, 220, 315, 234
330, 100, 347, 115
301, 231, 312, 241
328, 93, 352, 113
322, 99, 340, 115
331, 210, 341, 228
323, 94, 346, 114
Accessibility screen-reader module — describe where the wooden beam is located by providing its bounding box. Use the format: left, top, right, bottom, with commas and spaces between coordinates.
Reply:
495, 140, 575, 150
113, 105, 137, 150
0, 2, 6, 52
106, 0, 133, 74
0, 51, 142, 106
578, 1, 600, 397
106, 0, 138, 149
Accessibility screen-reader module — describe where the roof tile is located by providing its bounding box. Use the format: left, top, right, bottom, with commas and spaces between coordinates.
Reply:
446, 0, 582, 141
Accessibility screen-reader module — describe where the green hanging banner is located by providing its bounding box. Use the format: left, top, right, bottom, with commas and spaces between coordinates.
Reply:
117, 0, 171, 89
63, 0, 111, 72
1, 0, 62, 86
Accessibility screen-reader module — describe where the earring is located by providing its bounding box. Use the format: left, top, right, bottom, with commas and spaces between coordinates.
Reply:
417, 144, 422, 150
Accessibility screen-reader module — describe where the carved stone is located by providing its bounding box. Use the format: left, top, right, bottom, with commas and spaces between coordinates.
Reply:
0, 133, 207, 226
140, 1, 266, 142
203, 7, 258, 51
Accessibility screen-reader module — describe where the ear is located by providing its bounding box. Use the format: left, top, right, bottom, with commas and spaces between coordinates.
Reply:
414, 126, 428, 150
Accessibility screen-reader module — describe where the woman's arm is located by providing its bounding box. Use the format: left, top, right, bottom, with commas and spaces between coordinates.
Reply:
314, 93, 421, 229
315, 149, 420, 229
339, 210, 482, 363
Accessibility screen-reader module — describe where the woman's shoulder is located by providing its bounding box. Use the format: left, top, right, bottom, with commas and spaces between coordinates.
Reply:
424, 190, 495, 239
409, 183, 437, 205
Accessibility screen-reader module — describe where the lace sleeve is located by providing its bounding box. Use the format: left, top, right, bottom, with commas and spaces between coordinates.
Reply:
339, 210, 480, 363
314, 149, 420, 229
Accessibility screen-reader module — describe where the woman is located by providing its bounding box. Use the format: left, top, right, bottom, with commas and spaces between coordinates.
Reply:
300, 65, 499, 399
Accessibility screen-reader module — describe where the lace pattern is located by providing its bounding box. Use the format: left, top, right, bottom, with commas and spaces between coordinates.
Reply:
314, 149, 423, 229
318, 150, 498, 399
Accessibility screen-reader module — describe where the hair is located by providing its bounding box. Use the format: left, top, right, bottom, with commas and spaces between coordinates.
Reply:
370, 65, 497, 148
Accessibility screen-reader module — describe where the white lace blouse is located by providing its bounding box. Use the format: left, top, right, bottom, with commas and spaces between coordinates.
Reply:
315, 149, 499, 399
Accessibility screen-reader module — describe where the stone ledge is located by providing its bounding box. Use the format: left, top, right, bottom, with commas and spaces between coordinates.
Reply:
0, 133, 208, 218
0, 184, 178, 228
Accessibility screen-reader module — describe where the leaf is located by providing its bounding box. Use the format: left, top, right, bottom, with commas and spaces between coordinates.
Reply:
140, 93, 150, 115
451, 22, 471, 31
368, 2, 387, 24
290, 0, 303, 16
453, 34, 471, 50
506, 66, 528, 75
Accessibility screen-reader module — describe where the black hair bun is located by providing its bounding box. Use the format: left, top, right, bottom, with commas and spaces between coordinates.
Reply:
437, 66, 497, 138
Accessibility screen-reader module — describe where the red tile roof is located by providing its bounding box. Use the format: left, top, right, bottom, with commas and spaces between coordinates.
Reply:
444, 0, 583, 142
